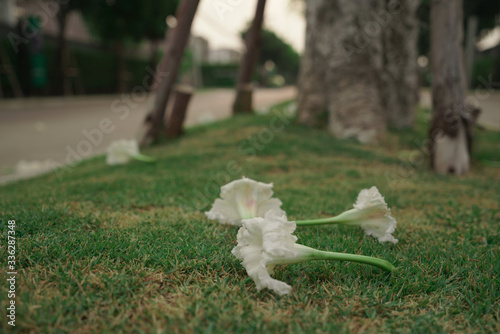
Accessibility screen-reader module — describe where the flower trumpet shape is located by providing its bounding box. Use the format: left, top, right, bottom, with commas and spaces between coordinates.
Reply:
106, 139, 155, 166
205, 177, 285, 226
296, 186, 398, 244
232, 211, 395, 296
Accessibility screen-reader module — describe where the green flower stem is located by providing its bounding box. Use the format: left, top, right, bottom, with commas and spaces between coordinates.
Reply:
295, 209, 359, 226
311, 248, 395, 272
268, 244, 395, 272
132, 154, 156, 163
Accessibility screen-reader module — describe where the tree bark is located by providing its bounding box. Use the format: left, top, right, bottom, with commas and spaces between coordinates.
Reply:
297, 0, 327, 127
298, 0, 420, 140
140, 0, 199, 145
380, 0, 420, 129
165, 85, 193, 139
429, 0, 477, 175
299, 0, 386, 143
232, 0, 266, 114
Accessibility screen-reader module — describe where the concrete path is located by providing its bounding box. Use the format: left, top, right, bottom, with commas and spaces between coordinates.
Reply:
0, 87, 297, 183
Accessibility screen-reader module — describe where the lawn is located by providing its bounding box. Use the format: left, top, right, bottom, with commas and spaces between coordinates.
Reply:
1, 102, 499, 333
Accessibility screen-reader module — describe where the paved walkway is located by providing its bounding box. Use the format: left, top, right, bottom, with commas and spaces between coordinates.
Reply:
0, 87, 297, 183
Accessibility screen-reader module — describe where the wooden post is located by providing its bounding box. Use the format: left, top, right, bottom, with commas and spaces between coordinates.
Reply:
141, 0, 200, 145
232, 0, 266, 114
233, 83, 253, 113
166, 85, 193, 139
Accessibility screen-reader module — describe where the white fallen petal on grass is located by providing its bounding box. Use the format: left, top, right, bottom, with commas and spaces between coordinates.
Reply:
205, 177, 285, 226
106, 139, 155, 166
233, 211, 395, 295
296, 186, 398, 244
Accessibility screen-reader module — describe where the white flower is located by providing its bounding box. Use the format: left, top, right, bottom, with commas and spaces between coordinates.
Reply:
232, 212, 311, 296
295, 187, 398, 244
205, 177, 285, 226
350, 186, 398, 244
233, 212, 396, 295
106, 139, 139, 165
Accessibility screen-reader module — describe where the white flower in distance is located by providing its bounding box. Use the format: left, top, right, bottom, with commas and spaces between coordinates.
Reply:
205, 177, 285, 226
296, 186, 398, 244
106, 139, 154, 165
232, 211, 394, 296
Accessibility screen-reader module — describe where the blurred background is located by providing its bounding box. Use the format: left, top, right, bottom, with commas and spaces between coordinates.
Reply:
0, 0, 498, 97
0, 0, 304, 96
0, 0, 499, 182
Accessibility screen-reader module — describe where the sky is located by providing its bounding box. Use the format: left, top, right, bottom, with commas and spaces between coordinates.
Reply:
191, 0, 306, 53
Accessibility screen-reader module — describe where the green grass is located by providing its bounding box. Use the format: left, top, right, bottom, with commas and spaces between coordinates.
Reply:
1, 102, 499, 333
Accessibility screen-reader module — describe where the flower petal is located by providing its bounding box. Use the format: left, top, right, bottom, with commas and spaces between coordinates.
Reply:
352, 186, 398, 244
106, 139, 140, 165
205, 199, 241, 225
206, 177, 285, 225
232, 212, 299, 295
257, 198, 286, 218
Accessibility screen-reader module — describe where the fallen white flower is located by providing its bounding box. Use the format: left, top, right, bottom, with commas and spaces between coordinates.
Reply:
205, 177, 285, 226
233, 211, 394, 296
296, 186, 398, 244
106, 139, 154, 165
351, 186, 398, 244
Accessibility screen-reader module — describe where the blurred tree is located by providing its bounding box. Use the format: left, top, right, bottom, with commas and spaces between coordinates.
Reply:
140, 0, 199, 145
81, 0, 178, 93
298, 0, 419, 141
233, 0, 266, 114
241, 28, 300, 85
379, 0, 420, 129
429, 0, 480, 175
418, 0, 500, 56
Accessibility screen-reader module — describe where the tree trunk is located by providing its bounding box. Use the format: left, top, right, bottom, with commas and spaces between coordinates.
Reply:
429, 0, 477, 175
165, 85, 193, 139
297, 0, 327, 127
54, 3, 69, 96
140, 0, 199, 145
464, 15, 478, 89
380, 0, 420, 129
299, 0, 386, 143
232, 0, 266, 114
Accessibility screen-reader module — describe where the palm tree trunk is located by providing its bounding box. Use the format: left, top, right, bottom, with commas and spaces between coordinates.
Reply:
429, 0, 477, 175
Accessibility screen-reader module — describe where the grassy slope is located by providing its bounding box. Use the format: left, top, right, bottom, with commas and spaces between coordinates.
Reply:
1, 103, 499, 333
